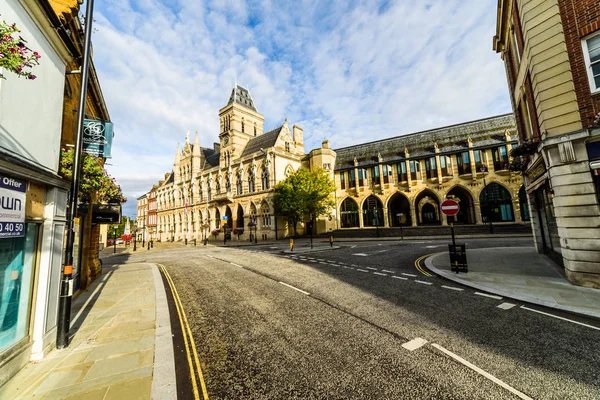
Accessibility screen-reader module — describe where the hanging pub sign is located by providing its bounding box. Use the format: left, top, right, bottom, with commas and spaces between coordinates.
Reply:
83, 118, 113, 158
0, 175, 26, 238
78, 203, 122, 224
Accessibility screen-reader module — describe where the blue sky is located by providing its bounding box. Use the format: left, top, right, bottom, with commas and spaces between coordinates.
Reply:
92, 0, 511, 218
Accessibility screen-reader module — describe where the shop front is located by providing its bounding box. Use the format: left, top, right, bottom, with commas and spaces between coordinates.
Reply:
526, 159, 561, 262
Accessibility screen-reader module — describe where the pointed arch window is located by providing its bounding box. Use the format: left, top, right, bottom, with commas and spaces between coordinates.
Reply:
248, 174, 255, 193
261, 170, 270, 190
226, 176, 231, 193
241, 118, 245, 133
236, 176, 243, 195
261, 203, 271, 227
216, 181, 221, 195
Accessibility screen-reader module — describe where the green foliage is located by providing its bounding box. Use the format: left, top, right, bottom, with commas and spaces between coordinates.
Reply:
0, 19, 41, 80
273, 167, 335, 236
59, 148, 126, 204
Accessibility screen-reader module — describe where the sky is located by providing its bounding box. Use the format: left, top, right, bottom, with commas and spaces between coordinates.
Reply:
91, 0, 512, 218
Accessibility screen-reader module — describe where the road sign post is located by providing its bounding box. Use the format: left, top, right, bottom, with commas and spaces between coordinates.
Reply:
441, 200, 467, 273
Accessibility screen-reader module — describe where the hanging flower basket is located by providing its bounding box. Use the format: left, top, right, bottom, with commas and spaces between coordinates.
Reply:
0, 19, 41, 80
508, 155, 530, 173
510, 140, 538, 157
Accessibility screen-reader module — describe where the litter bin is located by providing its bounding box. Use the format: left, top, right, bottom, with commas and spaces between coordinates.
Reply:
448, 244, 468, 273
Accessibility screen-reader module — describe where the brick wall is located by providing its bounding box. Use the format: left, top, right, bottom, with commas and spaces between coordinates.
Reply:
558, 0, 600, 127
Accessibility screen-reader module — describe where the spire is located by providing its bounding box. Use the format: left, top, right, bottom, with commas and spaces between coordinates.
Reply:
227, 84, 257, 112
193, 131, 201, 156
185, 130, 190, 145
175, 142, 181, 164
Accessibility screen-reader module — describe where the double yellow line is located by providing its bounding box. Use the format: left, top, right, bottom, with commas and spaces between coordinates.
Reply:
414, 253, 436, 277
158, 264, 209, 400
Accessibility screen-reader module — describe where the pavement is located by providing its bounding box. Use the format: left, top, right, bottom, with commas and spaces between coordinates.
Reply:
0, 260, 176, 400
425, 246, 600, 319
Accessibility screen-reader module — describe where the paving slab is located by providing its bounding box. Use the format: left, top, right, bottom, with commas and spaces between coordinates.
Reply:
0, 262, 176, 400
425, 247, 600, 319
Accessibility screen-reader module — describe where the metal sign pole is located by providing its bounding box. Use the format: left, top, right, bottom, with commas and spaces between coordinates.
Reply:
57, 0, 95, 350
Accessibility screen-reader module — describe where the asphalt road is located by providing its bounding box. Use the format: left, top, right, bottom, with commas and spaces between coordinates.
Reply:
135, 238, 600, 399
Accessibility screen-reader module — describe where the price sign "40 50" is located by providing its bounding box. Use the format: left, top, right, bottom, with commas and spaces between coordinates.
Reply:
0, 222, 25, 237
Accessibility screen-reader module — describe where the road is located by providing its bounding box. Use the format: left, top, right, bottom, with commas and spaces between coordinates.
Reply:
132, 238, 600, 399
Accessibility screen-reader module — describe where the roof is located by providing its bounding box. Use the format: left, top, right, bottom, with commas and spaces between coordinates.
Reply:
334, 114, 517, 170
202, 148, 220, 168
240, 125, 283, 157
227, 85, 257, 112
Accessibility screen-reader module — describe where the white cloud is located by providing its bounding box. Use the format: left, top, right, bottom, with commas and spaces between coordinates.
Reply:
93, 0, 511, 217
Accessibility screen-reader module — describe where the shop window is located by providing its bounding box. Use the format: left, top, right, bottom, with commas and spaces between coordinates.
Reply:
340, 198, 359, 228
0, 224, 38, 354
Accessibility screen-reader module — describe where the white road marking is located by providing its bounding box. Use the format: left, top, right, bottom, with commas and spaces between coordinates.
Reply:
319, 262, 329, 264
373, 272, 388, 276
279, 282, 310, 295
343, 266, 352, 269
402, 338, 428, 351
520, 306, 600, 331
401, 273, 418, 278
415, 280, 433, 285
357, 269, 370, 273
392, 276, 408, 280
229, 262, 243, 268
270, 246, 279, 249
366, 267, 378, 271
431, 343, 533, 400
441, 285, 464, 291
425, 245, 443, 248
475, 292, 503, 300
353, 253, 368, 256
350, 245, 357, 248
382, 269, 395, 273
497, 302, 516, 310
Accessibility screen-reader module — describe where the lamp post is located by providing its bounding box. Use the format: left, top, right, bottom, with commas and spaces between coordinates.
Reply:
113, 226, 117, 254
480, 165, 494, 234
133, 223, 137, 251
142, 210, 146, 248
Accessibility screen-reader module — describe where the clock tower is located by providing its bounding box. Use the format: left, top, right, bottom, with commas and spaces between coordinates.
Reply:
218, 85, 265, 165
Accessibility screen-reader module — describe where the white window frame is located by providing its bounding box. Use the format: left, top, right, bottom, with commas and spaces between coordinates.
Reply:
582, 32, 600, 94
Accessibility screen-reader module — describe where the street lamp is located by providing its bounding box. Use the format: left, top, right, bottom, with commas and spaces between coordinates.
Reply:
480, 165, 494, 234
113, 226, 117, 254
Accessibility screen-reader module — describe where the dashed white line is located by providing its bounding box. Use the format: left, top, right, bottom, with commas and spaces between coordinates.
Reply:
366, 267, 378, 271
402, 338, 428, 351
441, 285, 464, 292
279, 282, 310, 295
520, 306, 600, 331
475, 292, 503, 300
401, 273, 418, 278
373, 272, 388, 276
319, 262, 329, 264
357, 269, 370, 273
431, 343, 533, 400
415, 280, 433, 285
382, 269, 395, 273
353, 253, 368, 256
392, 276, 408, 280
497, 302, 516, 310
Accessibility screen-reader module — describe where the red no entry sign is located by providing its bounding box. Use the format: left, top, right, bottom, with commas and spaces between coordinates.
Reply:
441, 199, 460, 216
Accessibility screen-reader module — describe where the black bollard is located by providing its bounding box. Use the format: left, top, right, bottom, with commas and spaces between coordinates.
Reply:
194, 238, 197, 246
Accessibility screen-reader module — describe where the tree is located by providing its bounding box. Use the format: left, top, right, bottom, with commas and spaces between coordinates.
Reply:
273, 168, 335, 236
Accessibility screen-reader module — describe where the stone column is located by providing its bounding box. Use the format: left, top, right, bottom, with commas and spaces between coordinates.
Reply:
383, 207, 390, 227
405, 160, 412, 186
474, 201, 483, 224
358, 206, 364, 228
410, 205, 418, 227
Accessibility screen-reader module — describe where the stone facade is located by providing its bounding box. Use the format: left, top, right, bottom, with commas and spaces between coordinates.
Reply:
333, 114, 527, 229
147, 86, 337, 242
494, 0, 600, 288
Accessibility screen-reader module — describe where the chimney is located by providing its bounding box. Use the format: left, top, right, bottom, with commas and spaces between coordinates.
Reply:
293, 124, 304, 146
214, 142, 221, 152
322, 140, 330, 149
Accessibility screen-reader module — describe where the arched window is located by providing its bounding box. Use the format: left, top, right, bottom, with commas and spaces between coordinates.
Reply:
216, 181, 221, 194
236, 177, 243, 195
519, 186, 530, 221
207, 187, 212, 201
261, 170, 270, 190
362, 195, 383, 227
254, 123, 257, 137
340, 198, 359, 228
248, 174, 255, 193
241, 117, 245, 133
226, 177, 231, 193
480, 183, 514, 222
261, 202, 271, 227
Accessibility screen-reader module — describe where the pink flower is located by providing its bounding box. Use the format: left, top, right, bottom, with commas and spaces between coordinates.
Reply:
27, 74, 36, 80
33, 51, 40, 59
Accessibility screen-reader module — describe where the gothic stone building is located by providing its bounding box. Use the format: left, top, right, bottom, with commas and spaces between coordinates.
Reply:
151, 86, 336, 242
334, 114, 527, 230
